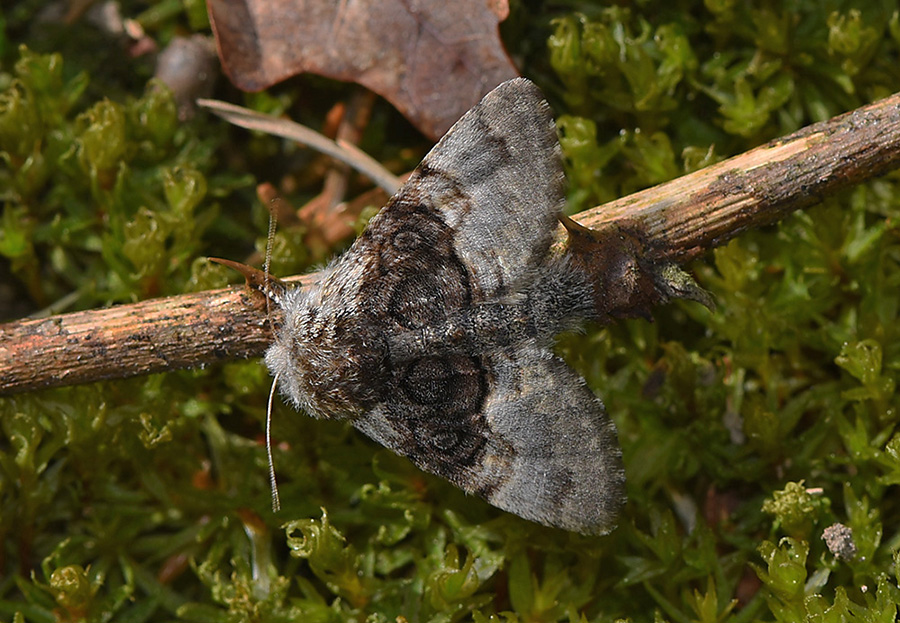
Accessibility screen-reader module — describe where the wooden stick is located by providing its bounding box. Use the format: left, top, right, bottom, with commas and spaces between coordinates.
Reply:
1, 283, 276, 393
2, 91, 900, 395
577, 92, 900, 263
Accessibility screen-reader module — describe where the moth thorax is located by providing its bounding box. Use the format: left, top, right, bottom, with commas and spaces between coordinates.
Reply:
265, 300, 387, 419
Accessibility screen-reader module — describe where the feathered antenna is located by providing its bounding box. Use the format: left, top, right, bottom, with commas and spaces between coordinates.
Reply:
208, 208, 285, 513
263, 208, 281, 512
266, 371, 281, 512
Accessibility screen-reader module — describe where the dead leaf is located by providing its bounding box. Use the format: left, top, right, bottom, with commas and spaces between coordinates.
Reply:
207, 0, 519, 139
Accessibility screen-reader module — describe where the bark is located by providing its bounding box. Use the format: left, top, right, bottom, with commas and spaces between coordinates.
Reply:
575, 91, 900, 263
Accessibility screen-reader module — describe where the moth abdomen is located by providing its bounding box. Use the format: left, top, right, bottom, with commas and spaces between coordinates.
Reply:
384, 255, 596, 361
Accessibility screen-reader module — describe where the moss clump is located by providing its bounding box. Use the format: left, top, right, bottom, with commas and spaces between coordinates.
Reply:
549, 2, 900, 209
2, 1, 900, 622
0, 46, 255, 312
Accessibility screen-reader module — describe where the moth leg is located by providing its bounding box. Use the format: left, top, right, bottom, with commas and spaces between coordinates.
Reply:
560, 214, 713, 320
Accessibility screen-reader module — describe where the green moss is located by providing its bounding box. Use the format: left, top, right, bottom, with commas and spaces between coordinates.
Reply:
0, 46, 255, 309
2, 0, 900, 621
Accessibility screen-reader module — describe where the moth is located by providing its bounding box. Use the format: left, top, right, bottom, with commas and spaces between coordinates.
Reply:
256, 78, 626, 535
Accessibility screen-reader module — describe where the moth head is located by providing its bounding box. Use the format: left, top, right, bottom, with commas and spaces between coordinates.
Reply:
264, 286, 323, 414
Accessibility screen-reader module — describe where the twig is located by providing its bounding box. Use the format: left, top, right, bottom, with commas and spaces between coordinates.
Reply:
298, 90, 390, 254
197, 98, 403, 194
574, 92, 900, 263
2, 91, 900, 395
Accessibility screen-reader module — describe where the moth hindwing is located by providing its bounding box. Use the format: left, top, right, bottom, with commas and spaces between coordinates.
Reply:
265, 78, 625, 535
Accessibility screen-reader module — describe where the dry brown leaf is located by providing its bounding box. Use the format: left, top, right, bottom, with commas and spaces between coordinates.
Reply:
207, 0, 519, 139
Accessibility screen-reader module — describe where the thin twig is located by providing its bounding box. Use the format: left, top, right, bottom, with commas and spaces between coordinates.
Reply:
2, 91, 900, 395
197, 98, 403, 194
